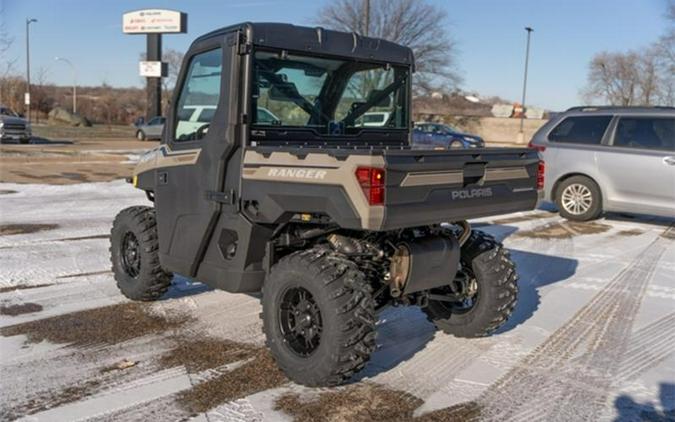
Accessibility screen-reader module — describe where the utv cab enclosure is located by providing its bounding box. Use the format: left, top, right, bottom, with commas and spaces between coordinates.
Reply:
111, 22, 542, 387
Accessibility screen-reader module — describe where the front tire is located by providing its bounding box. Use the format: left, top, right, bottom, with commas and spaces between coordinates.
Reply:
555, 176, 602, 221
423, 230, 518, 338
262, 248, 376, 387
449, 139, 464, 149
110, 206, 172, 301
136, 130, 146, 141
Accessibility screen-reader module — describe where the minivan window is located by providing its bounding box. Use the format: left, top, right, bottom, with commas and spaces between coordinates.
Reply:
614, 117, 675, 151
174, 48, 222, 142
548, 116, 612, 145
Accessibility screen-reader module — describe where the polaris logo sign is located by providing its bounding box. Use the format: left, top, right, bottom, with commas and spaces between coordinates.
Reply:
267, 167, 327, 180
451, 187, 493, 200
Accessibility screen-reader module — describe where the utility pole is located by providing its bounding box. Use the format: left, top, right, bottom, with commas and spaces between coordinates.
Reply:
25, 18, 37, 122
519, 27, 534, 141
146, 33, 162, 120
55, 57, 77, 114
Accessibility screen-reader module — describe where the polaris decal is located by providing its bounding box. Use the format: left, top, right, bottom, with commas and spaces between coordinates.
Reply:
451, 187, 493, 200
267, 167, 328, 180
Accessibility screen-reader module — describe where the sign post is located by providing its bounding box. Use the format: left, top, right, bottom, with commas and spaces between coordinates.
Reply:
122, 9, 187, 121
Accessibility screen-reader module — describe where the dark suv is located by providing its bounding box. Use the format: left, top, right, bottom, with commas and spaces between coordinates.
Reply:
413, 122, 485, 149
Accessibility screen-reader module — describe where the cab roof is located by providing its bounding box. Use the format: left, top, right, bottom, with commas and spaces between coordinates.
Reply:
193, 22, 414, 67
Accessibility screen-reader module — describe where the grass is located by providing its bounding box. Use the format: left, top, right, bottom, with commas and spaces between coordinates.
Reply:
32, 124, 136, 140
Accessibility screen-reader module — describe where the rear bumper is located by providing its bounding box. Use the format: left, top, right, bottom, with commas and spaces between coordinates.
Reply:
382, 186, 539, 230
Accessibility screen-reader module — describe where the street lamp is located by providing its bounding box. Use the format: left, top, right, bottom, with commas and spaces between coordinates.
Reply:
55, 57, 77, 114
519, 26, 534, 142
25, 18, 38, 123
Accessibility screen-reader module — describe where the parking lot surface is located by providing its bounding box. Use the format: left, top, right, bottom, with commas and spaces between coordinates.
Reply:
1, 181, 673, 421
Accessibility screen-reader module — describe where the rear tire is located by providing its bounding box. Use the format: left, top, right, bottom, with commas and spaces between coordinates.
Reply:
555, 176, 602, 221
262, 248, 376, 387
423, 230, 518, 338
110, 206, 171, 301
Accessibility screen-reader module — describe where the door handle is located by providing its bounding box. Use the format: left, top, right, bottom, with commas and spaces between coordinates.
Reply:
664, 156, 675, 166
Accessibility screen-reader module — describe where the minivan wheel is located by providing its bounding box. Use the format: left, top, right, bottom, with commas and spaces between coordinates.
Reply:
136, 130, 146, 141
556, 176, 602, 221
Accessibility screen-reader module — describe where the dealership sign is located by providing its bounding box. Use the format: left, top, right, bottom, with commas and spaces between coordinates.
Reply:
122, 9, 187, 34
139, 61, 168, 78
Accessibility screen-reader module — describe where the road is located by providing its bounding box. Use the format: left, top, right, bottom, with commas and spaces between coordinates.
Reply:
1, 180, 673, 421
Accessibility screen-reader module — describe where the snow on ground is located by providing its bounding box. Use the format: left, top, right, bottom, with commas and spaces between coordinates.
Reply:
1, 181, 674, 421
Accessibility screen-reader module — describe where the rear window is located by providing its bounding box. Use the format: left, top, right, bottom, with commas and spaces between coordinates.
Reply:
614, 117, 675, 151
548, 116, 612, 145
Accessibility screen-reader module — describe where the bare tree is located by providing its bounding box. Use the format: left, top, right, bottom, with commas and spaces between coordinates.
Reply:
583, 1, 674, 106
162, 49, 184, 114
162, 49, 184, 92
583, 51, 640, 106
315, 0, 461, 94
32, 66, 53, 123
0, 3, 18, 104
656, 0, 675, 104
582, 47, 673, 106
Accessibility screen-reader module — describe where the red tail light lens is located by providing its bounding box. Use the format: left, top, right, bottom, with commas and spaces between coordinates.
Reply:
537, 160, 545, 190
528, 140, 546, 152
355, 167, 385, 206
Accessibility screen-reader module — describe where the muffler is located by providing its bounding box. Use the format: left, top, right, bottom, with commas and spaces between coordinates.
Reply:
389, 235, 460, 295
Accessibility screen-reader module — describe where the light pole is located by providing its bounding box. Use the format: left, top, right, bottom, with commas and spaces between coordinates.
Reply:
55, 57, 77, 114
518, 27, 534, 141
25, 18, 38, 122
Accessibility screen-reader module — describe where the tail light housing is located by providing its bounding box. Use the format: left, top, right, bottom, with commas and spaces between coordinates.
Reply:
528, 140, 546, 152
536, 160, 545, 190
355, 167, 385, 206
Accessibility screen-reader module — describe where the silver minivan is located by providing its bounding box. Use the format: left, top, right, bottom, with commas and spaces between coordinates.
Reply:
530, 107, 675, 221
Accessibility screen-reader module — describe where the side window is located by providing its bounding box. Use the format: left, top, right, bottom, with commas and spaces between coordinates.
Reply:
174, 48, 222, 142
614, 117, 675, 151
548, 116, 612, 145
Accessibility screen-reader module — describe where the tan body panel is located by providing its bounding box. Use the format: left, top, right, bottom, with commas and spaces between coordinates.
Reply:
134, 145, 201, 177
242, 150, 385, 230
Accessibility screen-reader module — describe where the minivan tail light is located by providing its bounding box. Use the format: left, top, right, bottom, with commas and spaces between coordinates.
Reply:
536, 160, 545, 190
355, 167, 385, 206
528, 140, 546, 152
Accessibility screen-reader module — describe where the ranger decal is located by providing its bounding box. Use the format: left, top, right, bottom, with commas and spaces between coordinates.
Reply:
267, 167, 328, 180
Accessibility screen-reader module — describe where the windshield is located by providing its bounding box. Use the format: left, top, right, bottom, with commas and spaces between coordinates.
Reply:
251, 50, 409, 137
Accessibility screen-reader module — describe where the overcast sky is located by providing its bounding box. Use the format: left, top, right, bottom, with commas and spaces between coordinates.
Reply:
2, 0, 671, 111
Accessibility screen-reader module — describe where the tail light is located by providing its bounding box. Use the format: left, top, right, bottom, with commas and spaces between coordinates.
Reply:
536, 160, 545, 190
355, 167, 385, 206
528, 140, 546, 152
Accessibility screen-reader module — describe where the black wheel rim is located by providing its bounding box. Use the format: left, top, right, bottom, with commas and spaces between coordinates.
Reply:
120, 231, 141, 278
279, 287, 322, 356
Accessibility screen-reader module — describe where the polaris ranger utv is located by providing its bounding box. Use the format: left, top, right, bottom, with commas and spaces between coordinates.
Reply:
111, 22, 542, 387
